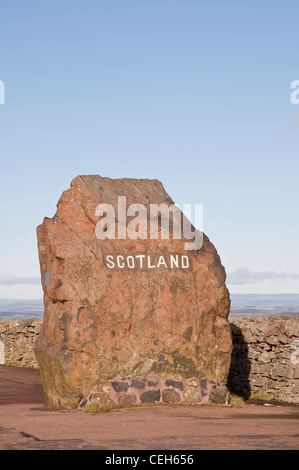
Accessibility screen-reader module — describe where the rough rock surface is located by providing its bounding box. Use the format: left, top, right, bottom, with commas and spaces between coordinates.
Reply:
35, 175, 231, 408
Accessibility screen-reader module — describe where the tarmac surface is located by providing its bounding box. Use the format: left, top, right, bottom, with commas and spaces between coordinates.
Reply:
0, 365, 298, 451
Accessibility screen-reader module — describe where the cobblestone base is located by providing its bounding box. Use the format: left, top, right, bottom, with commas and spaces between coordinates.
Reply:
78, 376, 230, 409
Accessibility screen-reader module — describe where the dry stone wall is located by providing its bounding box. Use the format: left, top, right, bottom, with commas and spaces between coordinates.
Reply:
1, 316, 299, 404
0, 319, 42, 368
228, 316, 299, 403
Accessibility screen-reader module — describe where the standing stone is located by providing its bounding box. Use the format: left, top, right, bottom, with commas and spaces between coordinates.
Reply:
35, 175, 232, 408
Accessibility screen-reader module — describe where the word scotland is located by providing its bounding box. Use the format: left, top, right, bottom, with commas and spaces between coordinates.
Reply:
103, 253, 190, 270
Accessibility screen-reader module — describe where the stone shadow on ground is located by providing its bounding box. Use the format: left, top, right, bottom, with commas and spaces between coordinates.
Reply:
227, 323, 251, 398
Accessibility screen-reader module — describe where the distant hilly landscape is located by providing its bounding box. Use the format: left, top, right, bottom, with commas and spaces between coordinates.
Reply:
0, 299, 44, 319
229, 293, 299, 317
0, 294, 299, 319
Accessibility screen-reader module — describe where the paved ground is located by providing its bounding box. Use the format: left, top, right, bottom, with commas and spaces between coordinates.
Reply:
0, 365, 298, 450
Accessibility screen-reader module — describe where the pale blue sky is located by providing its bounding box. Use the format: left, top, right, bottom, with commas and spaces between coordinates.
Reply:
0, 0, 299, 298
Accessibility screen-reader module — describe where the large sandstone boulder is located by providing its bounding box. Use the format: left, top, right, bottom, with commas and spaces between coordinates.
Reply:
35, 175, 232, 408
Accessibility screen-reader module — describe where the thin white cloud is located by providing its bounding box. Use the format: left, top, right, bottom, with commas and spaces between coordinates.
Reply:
0, 274, 41, 285
227, 268, 299, 285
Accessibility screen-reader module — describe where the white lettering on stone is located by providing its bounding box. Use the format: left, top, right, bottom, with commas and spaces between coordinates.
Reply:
170, 254, 179, 268
135, 254, 145, 268
181, 255, 189, 268
117, 255, 124, 268
147, 255, 156, 268
103, 253, 191, 270
127, 255, 135, 268
105, 255, 115, 268
157, 255, 168, 268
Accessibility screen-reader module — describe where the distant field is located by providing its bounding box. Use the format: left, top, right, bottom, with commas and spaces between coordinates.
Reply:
229, 308, 299, 317
229, 293, 299, 317
0, 299, 44, 320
